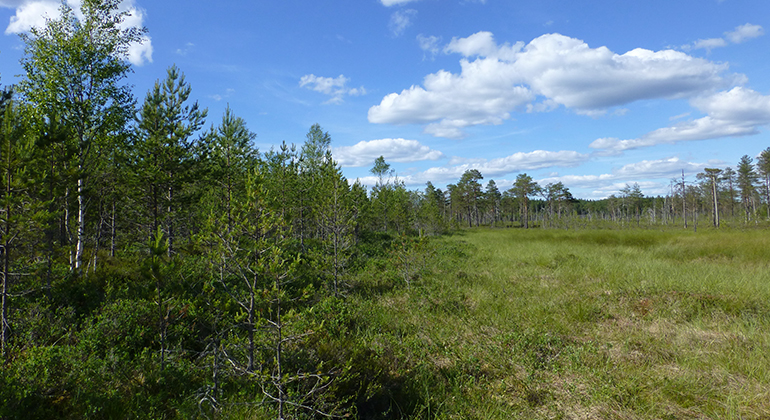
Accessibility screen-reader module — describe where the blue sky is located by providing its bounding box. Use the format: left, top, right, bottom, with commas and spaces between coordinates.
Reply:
1, 0, 770, 198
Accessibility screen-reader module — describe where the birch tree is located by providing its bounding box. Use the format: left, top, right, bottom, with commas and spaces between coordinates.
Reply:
19, 0, 144, 271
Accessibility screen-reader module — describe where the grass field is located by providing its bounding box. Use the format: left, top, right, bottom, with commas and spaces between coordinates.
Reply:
351, 227, 770, 419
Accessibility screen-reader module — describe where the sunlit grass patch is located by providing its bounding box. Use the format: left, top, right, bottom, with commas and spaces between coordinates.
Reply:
351, 227, 770, 418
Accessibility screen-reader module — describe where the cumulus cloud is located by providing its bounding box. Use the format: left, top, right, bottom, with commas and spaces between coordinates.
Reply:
2, 0, 153, 66
590, 87, 770, 152
389, 9, 416, 36
516, 34, 730, 110
4, 0, 60, 33
443, 31, 523, 60
299, 74, 366, 104
369, 31, 733, 138
333, 138, 444, 167
368, 54, 534, 139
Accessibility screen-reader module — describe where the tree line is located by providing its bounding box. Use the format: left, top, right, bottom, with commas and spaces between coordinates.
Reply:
429, 156, 770, 231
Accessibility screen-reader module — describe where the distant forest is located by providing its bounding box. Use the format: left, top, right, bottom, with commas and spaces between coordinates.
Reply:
2, 1, 770, 419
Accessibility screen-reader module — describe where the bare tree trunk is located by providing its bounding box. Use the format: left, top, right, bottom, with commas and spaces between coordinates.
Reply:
682, 171, 687, 229
712, 179, 719, 228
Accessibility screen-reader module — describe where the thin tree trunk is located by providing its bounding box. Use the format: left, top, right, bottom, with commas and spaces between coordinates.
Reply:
76, 174, 85, 271
110, 200, 116, 258
167, 184, 173, 257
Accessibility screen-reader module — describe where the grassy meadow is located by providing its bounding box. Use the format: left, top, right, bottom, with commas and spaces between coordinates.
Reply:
345, 227, 770, 419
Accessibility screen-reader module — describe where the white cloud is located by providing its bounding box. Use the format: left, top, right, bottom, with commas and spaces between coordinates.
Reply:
299, 74, 366, 104
333, 138, 444, 167
3, 0, 153, 66
612, 156, 706, 179
352, 148, 589, 187
417, 34, 441, 60
126, 34, 152, 66
369, 32, 732, 138
669, 112, 690, 121
368, 57, 534, 139
539, 156, 709, 197
444, 31, 523, 60
409, 149, 589, 185
4, 0, 60, 34
389, 9, 417, 37
725, 23, 764, 44
590, 87, 770, 152
691, 86, 770, 123
681, 23, 763, 52
516, 34, 730, 110
380, 0, 418, 6
690, 37, 728, 51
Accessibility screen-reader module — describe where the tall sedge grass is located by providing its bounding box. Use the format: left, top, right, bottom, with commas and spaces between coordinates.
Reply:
352, 227, 770, 419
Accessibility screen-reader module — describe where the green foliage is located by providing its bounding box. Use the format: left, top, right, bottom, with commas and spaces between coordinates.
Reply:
133, 65, 207, 248
4, 5, 770, 419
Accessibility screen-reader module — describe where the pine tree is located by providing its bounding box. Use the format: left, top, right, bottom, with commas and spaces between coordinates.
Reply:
298, 124, 332, 243
317, 151, 354, 297
511, 173, 541, 229
757, 148, 770, 218
456, 170, 483, 227
134, 65, 207, 253
200, 104, 258, 233
370, 156, 394, 231
0, 98, 49, 359
737, 155, 759, 223
485, 180, 502, 227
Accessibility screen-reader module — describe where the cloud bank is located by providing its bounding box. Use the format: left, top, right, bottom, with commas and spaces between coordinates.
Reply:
590, 87, 770, 152
369, 31, 737, 138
